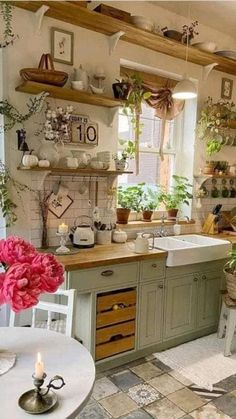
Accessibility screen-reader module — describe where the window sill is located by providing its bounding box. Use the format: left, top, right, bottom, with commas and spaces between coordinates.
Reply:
116, 219, 196, 229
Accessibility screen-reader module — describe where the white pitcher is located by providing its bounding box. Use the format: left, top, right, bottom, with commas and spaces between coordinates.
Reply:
134, 233, 149, 254
74, 65, 89, 90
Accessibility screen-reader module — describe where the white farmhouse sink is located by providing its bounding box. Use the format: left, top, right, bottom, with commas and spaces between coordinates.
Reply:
151, 235, 231, 267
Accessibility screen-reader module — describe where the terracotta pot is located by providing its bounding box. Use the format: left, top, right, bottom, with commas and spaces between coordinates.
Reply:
142, 210, 153, 222
167, 209, 178, 219
224, 269, 236, 300
112, 82, 131, 100
116, 208, 131, 224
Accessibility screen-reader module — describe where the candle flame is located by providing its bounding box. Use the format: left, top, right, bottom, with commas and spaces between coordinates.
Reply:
37, 352, 41, 363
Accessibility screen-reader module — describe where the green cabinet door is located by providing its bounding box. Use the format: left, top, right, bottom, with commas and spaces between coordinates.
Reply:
197, 271, 221, 328
139, 281, 164, 348
164, 274, 198, 339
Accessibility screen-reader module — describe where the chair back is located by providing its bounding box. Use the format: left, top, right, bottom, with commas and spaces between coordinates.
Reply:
9, 289, 76, 337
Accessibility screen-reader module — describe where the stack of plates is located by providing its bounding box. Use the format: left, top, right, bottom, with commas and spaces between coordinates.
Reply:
215, 50, 236, 60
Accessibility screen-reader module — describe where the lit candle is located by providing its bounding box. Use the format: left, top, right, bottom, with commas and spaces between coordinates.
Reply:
35, 352, 44, 379
58, 223, 68, 234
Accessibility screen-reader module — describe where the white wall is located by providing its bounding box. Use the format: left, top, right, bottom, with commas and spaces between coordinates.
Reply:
3, 2, 236, 244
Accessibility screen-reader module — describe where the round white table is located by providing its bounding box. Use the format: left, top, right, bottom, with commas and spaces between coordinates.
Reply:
0, 327, 95, 419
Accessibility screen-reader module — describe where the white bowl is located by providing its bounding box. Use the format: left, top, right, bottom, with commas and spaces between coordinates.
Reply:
71, 81, 85, 91
193, 41, 217, 53
131, 15, 154, 32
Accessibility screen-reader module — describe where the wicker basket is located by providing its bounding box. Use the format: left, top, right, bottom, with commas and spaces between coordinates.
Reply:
20, 54, 68, 87
224, 269, 236, 300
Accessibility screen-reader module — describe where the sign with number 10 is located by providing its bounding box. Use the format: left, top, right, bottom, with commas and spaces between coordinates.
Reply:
70, 114, 99, 146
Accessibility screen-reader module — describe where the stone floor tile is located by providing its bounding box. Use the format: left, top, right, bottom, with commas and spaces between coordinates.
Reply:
110, 369, 143, 392
144, 397, 185, 419
167, 388, 206, 413
169, 370, 193, 386
128, 383, 162, 407
145, 354, 156, 361
213, 390, 236, 417
120, 408, 153, 418
216, 374, 236, 392
151, 358, 172, 373
130, 362, 163, 381
190, 402, 231, 418
100, 392, 137, 418
92, 377, 120, 401
78, 399, 111, 418
124, 358, 147, 369
181, 416, 194, 419
149, 373, 185, 396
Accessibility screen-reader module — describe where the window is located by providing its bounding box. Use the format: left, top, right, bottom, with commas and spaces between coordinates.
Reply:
118, 101, 183, 191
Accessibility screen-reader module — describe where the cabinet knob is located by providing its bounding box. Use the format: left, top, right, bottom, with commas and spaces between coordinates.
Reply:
202, 275, 206, 280
101, 270, 114, 277
152, 263, 157, 268
193, 277, 198, 282
158, 284, 164, 289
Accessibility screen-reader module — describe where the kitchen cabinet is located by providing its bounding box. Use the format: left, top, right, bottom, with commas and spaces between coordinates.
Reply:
164, 274, 198, 339
138, 280, 164, 348
197, 271, 221, 328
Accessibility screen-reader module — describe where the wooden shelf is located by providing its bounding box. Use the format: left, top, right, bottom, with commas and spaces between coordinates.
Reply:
15, 81, 123, 108
14, 1, 236, 76
194, 174, 236, 179
18, 166, 133, 177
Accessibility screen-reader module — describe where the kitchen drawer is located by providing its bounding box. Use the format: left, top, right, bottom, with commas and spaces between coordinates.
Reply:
69, 262, 138, 291
140, 259, 165, 282
97, 289, 136, 312
96, 320, 135, 345
96, 335, 135, 361
96, 306, 136, 328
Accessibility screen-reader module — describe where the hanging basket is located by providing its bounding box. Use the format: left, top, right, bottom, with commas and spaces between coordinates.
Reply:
20, 54, 68, 87
224, 269, 236, 300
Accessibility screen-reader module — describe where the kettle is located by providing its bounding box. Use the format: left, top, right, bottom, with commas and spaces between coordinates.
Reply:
70, 216, 94, 248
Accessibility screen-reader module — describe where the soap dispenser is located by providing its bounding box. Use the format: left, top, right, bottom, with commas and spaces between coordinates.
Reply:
173, 218, 181, 236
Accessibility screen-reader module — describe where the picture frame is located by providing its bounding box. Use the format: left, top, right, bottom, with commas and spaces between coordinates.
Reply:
51, 27, 74, 65
221, 78, 233, 100
47, 192, 73, 219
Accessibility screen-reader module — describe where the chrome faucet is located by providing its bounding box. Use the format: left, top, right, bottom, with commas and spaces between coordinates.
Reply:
158, 215, 167, 237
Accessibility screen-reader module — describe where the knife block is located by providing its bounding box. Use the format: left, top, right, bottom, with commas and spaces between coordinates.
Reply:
202, 213, 219, 235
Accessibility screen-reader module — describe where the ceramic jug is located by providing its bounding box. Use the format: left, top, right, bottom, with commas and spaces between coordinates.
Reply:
74, 65, 89, 90
76, 151, 91, 168
37, 139, 59, 167
134, 233, 149, 254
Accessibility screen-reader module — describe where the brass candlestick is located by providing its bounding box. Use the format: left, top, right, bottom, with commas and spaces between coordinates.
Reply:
18, 373, 65, 414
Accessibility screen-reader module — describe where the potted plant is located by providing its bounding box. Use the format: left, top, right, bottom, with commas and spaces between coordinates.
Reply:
197, 97, 236, 155
159, 175, 193, 218
224, 249, 236, 300
112, 77, 131, 100
161, 21, 198, 44
113, 139, 135, 171
141, 187, 160, 222
117, 183, 144, 224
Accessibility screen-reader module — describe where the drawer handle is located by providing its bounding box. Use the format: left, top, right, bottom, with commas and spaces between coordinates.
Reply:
101, 270, 114, 277
158, 284, 164, 289
152, 264, 157, 268
193, 277, 198, 282
202, 275, 206, 280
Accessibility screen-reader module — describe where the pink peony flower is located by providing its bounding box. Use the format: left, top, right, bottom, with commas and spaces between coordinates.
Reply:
0, 236, 37, 266
2, 263, 42, 312
0, 273, 6, 305
32, 253, 64, 293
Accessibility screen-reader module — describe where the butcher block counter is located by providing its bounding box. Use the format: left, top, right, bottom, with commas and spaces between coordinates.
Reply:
56, 242, 167, 271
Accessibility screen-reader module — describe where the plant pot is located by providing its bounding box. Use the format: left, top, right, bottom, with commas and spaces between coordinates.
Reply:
116, 208, 131, 224
142, 210, 153, 222
96, 230, 112, 245
167, 209, 178, 219
115, 158, 129, 171
224, 269, 236, 300
112, 82, 131, 100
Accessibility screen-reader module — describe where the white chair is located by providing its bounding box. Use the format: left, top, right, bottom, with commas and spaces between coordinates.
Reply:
9, 289, 77, 338
218, 293, 236, 356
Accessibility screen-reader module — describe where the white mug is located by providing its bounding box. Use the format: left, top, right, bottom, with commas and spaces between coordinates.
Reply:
66, 157, 78, 169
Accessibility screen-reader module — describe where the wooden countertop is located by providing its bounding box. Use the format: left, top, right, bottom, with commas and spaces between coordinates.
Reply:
56, 242, 167, 271
202, 233, 236, 244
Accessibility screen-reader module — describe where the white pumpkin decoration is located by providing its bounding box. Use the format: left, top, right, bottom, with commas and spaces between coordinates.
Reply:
22, 154, 38, 167
38, 159, 50, 168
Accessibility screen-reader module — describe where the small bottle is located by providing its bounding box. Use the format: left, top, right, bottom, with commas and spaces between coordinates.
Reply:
173, 218, 181, 235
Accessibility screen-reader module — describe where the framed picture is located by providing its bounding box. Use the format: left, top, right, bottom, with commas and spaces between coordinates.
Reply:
221, 78, 233, 100
47, 193, 73, 219
51, 27, 74, 65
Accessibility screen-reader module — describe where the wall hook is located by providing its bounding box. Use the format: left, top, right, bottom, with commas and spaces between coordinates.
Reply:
35, 5, 49, 35
108, 31, 125, 55
202, 63, 218, 82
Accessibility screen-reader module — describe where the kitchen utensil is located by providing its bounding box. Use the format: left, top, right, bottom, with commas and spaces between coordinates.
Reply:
78, 180, 88, 195
134, 232, 149, 254
69, 216, 94, 248
71, 80, 85, 91
20, 54, 68, 86
212, 204, 222, 215
66, 157, 78, 169
74, 65, 89, 90
96, 230, 112, 245
72, 151, 91, 168
112, 229, 127, 243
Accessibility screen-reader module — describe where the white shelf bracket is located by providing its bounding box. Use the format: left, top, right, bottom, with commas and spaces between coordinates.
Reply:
35, 5, 49, 35
107, 108, 119, 127
202, 63, 218, 82
108, 31, 125, 55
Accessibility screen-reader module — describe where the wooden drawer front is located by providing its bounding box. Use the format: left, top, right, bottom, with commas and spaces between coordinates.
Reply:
97, 290, 136, 312
96, 320, 135, 345
141, 259, 165, 281
96, 335, 135, 361
97, 306, 136, 328
70, 263, 138, 291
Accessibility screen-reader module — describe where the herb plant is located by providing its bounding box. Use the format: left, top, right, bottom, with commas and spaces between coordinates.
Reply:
117, 183, 145, 212
159, 175, 193, 210
225, 249, 236, 274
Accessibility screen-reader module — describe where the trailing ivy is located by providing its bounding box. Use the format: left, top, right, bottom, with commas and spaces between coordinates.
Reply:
0, 1, 18, 48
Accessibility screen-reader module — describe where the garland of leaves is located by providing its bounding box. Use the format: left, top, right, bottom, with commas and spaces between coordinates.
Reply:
0, 2, 18, 48
0, 92, 48, 131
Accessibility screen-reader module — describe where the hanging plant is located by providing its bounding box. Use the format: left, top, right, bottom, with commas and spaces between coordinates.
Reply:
0, 2, 18, 48
197, 97, 236, 155
123, 74, 151, 174
0, 92, 48, 131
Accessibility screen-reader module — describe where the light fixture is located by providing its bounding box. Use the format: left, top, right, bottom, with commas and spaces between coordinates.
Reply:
172, 8, 197, 100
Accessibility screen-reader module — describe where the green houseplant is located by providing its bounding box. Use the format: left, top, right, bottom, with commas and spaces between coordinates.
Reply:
141, 187, 160, 222
159, 175, 193, 218
113, 139, 135, 171
117, 183, 145, 224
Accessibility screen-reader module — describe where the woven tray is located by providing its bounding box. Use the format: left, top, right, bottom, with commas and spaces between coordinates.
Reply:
20, 54, 68, 87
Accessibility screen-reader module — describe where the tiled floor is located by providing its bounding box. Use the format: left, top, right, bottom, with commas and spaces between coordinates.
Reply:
78, 355, 236, 418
